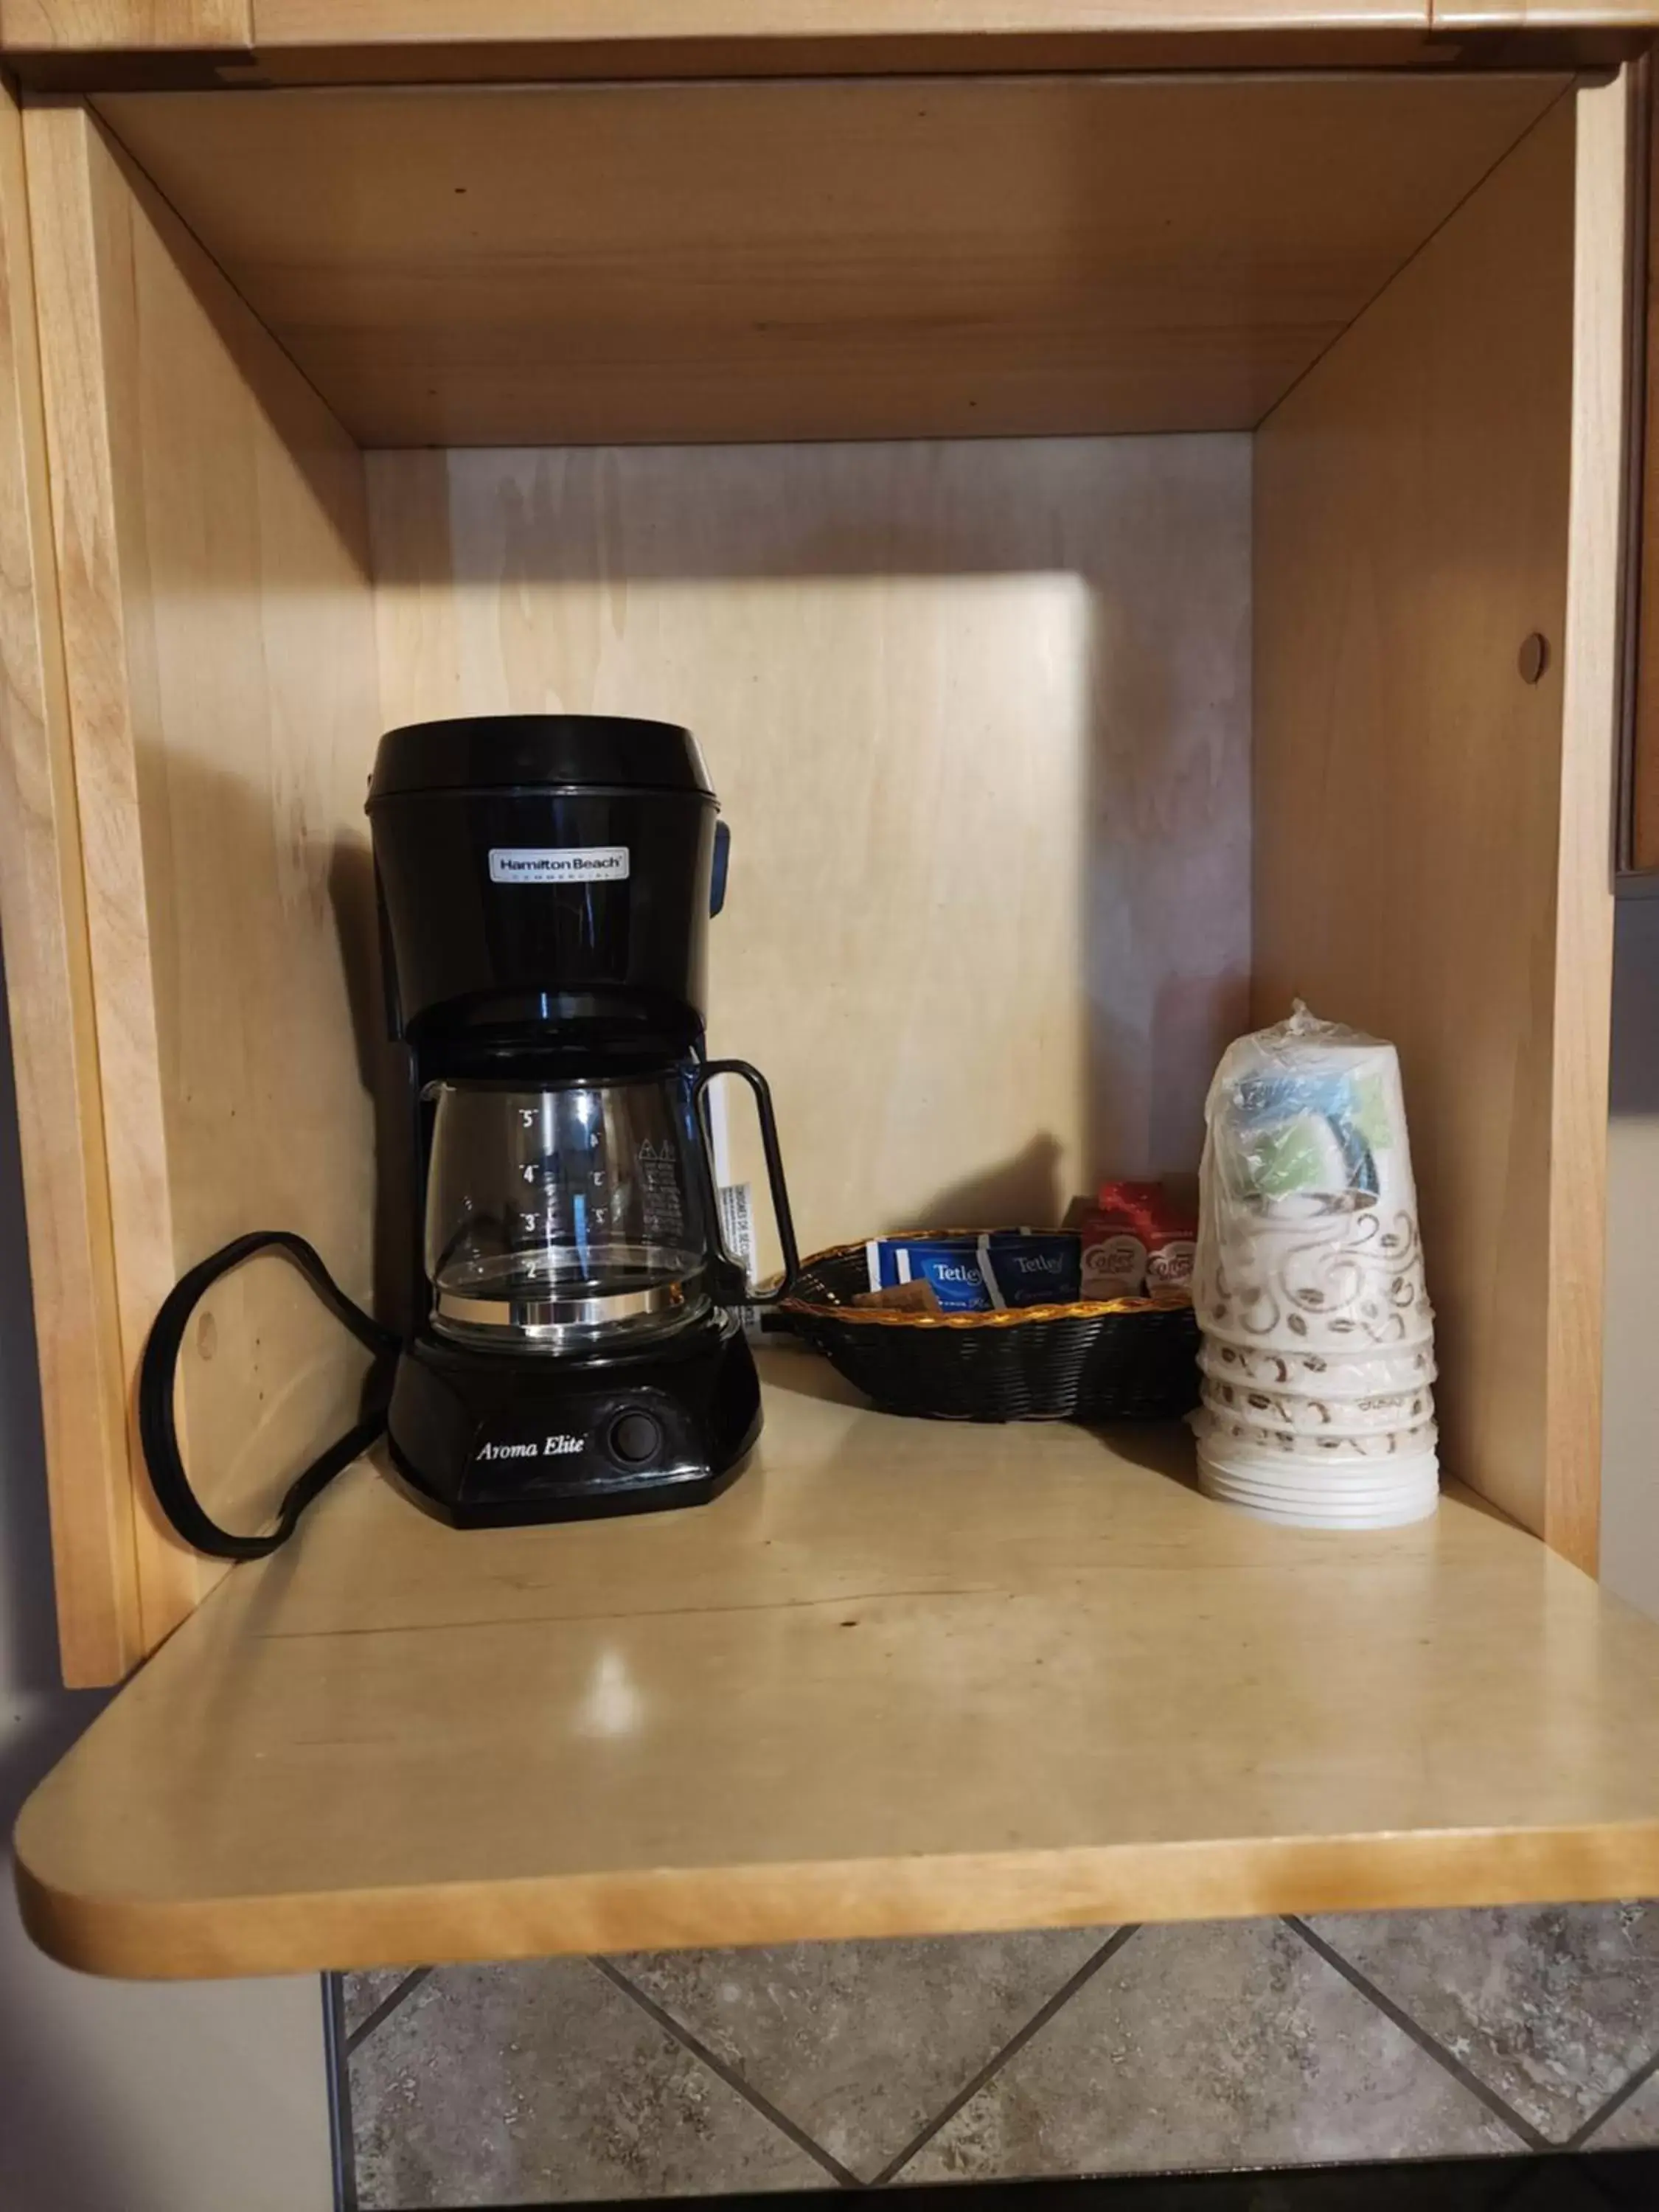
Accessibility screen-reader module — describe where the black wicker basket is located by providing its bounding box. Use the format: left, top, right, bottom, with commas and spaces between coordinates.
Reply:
780, 1237, 1201, 1423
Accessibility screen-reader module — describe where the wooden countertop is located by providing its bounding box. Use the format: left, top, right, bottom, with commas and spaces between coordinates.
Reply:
18, 1351, 1659, 1980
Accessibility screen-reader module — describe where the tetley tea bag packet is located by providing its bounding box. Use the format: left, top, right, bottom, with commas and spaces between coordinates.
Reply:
864, 1235, 998, 1312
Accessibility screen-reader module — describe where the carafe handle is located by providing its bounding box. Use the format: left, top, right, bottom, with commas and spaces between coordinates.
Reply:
692, 1058, 801, 1305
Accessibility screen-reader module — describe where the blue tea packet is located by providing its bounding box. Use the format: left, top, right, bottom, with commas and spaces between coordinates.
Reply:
981, 1229, 1082, 1308
865, 1236, 997, 1312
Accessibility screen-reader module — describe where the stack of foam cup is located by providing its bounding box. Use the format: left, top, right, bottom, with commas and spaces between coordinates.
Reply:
1189, 1003, 1438, 1529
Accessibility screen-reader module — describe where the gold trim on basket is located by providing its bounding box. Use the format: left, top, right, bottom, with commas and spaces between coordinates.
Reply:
779, 1234, 1194, 1331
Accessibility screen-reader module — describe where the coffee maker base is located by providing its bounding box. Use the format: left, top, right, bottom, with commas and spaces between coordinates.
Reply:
385, 1311, 762, 1528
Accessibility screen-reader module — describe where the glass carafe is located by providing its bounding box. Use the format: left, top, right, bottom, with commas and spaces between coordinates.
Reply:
425, 1063, 796, 1352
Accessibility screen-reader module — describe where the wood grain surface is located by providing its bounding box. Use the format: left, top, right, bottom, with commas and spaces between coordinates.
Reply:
221, 32, 1459, 85
249, 0, 1426, 46
24, 103, 381, 1663
0, 78, 137, 1683
1, 0, 248, 48
1544, 75, 1624, 1571
20, 1363, 1659, 1979
1434, 0, 1658, 27
1253, 88, 1618, 1565
1630, 60, 1659, 872
94, 74, 1563, 447
368, 436, 1252, 1265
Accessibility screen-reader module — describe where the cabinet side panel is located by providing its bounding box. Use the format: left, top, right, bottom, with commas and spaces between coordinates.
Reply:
1255, 92, 1615, 1561
27, 100, 380, 1652
0, 78, 136, 1684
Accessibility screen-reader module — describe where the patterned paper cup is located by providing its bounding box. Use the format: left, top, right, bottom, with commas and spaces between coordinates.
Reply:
1200, 1478, 1439, 1521
1198, 1481, 1439, 1531
1197, 1444, 1439, 1529
1194, 1192, 1432, 1353
1199, 1372, 1433, 1436
1190, 1403, 1438, 1463
1194, 1448, 1441, 1500
1197, 1335, 1436, 1399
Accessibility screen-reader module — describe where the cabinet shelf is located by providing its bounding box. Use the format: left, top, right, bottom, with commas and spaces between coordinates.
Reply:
18, 1357, 1659, 1980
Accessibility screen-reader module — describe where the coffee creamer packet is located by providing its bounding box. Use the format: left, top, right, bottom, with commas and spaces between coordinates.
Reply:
1079, 1181, 1197, 1300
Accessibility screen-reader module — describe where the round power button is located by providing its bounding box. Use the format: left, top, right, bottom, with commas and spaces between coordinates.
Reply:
610, 1411, 661, 1467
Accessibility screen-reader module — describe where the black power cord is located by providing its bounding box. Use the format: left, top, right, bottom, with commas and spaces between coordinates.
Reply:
138, 1230, 401, 1561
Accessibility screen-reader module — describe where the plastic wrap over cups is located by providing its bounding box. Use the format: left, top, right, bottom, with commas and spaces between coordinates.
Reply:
1191, 1003, 1438, 1528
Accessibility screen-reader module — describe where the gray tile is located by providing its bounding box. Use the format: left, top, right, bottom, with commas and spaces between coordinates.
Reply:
617, 1926, 1110, 2180
903, 1919, 1523, 2183
349, 1957, 827, 2208
344, 1969, 422, 2039
1308, 1904, 1659, 2142
1582, 2060, 1659, 2149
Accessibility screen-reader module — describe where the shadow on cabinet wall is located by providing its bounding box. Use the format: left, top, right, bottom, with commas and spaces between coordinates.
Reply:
329, 829, 418, 1340
111, 742, 385, 1558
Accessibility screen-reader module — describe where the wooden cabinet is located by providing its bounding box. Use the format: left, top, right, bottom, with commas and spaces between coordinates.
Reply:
1627, 58, 1659, 873
0, 0, 248, 49
9, 2, 1656, 86
0, 0, 1438, 70
4, 50, 1659, 1977
245, 0, 1432, 35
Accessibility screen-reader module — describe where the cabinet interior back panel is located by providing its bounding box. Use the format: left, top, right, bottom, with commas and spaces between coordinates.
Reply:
369, 436, 1251, 1263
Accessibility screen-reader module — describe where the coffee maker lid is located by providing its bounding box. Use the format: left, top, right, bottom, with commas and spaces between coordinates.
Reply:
367, 716, 714, 803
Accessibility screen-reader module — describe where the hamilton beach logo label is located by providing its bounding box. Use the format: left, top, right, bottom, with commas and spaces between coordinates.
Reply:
475, 1434, 585, 1462
488, 846, 630, 885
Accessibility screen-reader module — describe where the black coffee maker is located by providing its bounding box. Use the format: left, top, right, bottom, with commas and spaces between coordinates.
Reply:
366, 714, 798, 1527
